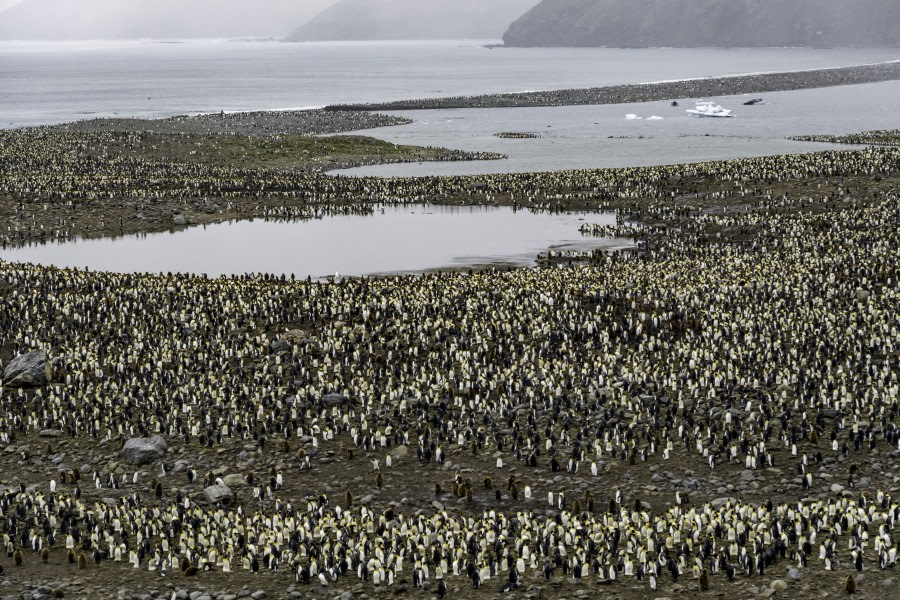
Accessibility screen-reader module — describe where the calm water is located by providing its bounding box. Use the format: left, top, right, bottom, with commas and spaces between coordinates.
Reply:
1, 40, 897, 128
337, 80, 900, 176
0, 205, 627, 278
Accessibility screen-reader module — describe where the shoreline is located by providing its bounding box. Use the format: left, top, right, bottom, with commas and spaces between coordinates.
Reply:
324, 60, 900, 111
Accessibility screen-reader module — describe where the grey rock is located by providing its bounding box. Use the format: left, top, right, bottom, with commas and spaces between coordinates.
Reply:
223, 474, 246, 487
269, 339, 290, 353
340, 593, 354, 600
123, 436, 168, 465
3, 352, 50, 387
883, 578, 895, 587
771, 579, 788, 592
831, 483, 845, 494
432, 500, 444, 511
39, 429, 63, 438
204, 484, 233, 504
173, 214, 187, 226
322, 393, 347, 406
250, 593, 267, 600
740, 470, 756, 481
392, 445, 409, 458
788, 568, 804, 580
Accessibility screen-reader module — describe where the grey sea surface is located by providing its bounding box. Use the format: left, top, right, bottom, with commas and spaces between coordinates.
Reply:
336, 80, 900, 176
1, 39, 897, 128
0, 205, 627, 278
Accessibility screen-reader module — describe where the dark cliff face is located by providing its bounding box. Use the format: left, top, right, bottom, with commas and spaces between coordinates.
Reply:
503, 0, 900, 48
285, 0, 539, 42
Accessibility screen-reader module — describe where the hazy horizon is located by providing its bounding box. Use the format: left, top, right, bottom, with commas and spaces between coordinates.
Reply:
0, 0, 339, 40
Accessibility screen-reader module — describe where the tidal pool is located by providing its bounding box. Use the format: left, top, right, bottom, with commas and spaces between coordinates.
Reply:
0, 205, 628, 278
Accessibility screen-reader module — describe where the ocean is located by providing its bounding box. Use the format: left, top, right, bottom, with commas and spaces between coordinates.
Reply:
1, 39, 897, 128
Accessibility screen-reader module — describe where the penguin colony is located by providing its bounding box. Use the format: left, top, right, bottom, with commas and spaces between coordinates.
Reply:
791, 129, 900, 148
0, 132, 898, 596
1, 120, 897, 249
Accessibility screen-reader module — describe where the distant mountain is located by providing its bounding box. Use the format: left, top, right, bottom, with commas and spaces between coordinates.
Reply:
286, 0, 540, 42
503, 0, 900, 48
0, 0, 336, 40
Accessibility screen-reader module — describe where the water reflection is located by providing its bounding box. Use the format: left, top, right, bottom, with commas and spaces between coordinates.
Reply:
0, 205, 629, 278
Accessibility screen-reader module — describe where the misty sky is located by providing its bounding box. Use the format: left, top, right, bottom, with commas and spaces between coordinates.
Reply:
0, 0, 340, 39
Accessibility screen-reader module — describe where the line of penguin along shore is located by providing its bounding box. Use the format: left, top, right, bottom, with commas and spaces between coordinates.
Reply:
0, 135, 898, 599
325, 61, 900, 111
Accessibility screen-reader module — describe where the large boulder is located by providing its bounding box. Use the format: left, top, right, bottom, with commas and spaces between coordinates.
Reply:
203, 484, 233, 504
3, 352, 51, 387
122, 435, 168, 465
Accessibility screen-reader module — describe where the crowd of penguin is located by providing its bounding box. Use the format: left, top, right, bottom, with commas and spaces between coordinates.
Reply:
0, 127, 898, 596
791, 129, 900, 148
1, 115, 898, 250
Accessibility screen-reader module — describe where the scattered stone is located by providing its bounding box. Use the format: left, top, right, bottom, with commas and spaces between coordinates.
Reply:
203, 484, 233, 504
122, 436, 168, 465
2, 352, 51, 387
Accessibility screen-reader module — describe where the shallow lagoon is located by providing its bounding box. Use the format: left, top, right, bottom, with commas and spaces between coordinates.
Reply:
0, 205, 627, 278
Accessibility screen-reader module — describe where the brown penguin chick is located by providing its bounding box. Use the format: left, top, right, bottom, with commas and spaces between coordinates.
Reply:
845, 574, 856, 594
41, 547, 50, 564
77, 553, 87, 569
13, 548, 23, 566
483, 476, 493, 489
510, 484, 519, 500
180, 556, 191, 573
281, 439, 290, 452
633, 498, 643, 512
471, 440, 478, 456
245, 471, 254, 486
434, 483, 442, 496
465, 488, 473, 502
375, 472, 383, 489
506, 476, 515, 491
572, 499, 582, 513
184, 565, 200, 576
154, 482, 163, 499
345, 448, 353, 460
809, 429, 819, 444
67, 549, 76, 563
345, 491, 353, 507
699, 568, 709, 591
